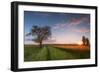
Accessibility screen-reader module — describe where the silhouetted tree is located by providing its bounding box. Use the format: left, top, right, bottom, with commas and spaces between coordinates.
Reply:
26, 25, 51, 48
82, 36, 90, 46
85, 38, 90, 46
82, 36, 86, 46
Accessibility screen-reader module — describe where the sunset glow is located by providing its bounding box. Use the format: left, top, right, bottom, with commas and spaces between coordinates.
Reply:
77, 41, 83, 45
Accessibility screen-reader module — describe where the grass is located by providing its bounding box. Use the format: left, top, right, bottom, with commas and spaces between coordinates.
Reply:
24, 45, 90, 62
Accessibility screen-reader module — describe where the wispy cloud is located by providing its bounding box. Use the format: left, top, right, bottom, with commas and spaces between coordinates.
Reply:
69, 16, 90, 26
52, 23, 68, 29
69, 18, 82, 26
44, 37, 56, 42
71, 27, 90, 33
51, 16, 90, 29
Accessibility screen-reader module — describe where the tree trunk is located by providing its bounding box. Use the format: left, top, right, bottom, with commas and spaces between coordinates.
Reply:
39, 41, 42, 48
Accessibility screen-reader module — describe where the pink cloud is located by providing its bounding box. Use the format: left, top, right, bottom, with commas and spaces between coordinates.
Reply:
69, 18, 82, 25
72, 28, 90, 33
69, 16, 90, 26
52, 16, 90, 29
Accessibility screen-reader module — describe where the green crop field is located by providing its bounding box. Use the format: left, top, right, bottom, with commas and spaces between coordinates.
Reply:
24, 45, 90, 62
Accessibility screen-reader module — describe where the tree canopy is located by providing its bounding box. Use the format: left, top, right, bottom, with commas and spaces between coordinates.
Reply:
26, 25, 51, 48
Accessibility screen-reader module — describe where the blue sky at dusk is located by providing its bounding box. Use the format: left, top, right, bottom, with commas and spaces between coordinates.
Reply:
24, 11, 90, 44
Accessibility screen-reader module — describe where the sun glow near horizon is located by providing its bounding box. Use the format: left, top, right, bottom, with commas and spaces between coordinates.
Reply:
77, 41, 83, 45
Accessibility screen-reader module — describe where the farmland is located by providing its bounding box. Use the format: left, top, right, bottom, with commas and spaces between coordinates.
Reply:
24, 44, 90, 62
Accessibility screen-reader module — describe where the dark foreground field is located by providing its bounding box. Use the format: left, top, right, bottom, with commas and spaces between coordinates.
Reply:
24, 45, 90, 62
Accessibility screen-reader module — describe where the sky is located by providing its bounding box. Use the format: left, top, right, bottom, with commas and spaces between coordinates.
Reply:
24, 11, 90, 44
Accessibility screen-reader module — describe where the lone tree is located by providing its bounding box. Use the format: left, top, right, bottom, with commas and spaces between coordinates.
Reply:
26, 25, 51, 48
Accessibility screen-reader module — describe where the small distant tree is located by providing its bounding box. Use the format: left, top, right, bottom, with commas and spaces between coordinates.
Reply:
82, 36, 86, 46
26, 25, 51, 48
82, 36, 90, 46
85, 38, 90, 46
